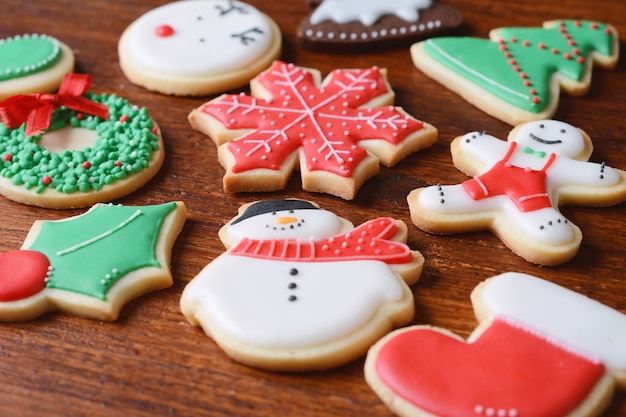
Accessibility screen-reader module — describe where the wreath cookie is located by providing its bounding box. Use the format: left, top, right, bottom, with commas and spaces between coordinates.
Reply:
0, 201, 186, 321
0, 34, 75, 101
0, 73, 164, 208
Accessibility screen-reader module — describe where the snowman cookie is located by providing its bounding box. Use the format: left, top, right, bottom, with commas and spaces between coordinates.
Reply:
0, 73, 164, 208
297, 0, 462, 51
410, 20, 619, 125
180, 199, 425, 371
407, 120, 626, 265
365, 272, 626, 417
0, 34, 75, 101
118, 0, 282, 96
0, 201, 186, 321
189, 61, 438, 200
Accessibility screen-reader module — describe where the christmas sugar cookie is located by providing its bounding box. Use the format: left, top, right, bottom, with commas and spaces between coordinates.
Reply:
297, 0, 462, 50
188, 61, 437, 200
0, 73, 164, 208
407, 120, 626, 265
118, 0, 282, 96
0, 201, 186, 321
365, 272, 626, 417
180, 199, 424, 371
0, 34, 74, 101
411, 20, 619, 125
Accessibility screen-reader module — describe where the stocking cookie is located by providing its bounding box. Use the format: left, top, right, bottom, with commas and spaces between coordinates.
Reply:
297, 0, 462, 51
0, 34, 74, 101
118, 0, 281, 96
0, 73, 164, 208
180, 199, 424, 371
0, 201, 186, 321
407, 120, 626, 265
365, 272, 626, 417
189, 61, 437, 200
411, 20, 619, 125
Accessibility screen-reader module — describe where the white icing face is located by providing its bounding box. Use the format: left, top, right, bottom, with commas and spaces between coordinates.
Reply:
514, 120, 585, 158
310, 0, 433, 26
226, 208, 344, 241
125, 0, 272, 75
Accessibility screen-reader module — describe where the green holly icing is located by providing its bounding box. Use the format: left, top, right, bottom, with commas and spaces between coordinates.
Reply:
26, 202, 177, 300
423, 20, 615, 113
0, 34, 62, 81
0, 92, 160, 194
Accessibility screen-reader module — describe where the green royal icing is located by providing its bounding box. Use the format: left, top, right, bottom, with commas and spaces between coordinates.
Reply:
27, 202, 177, 300
0, 34, 62, 81
423, 20, 614, 113
0, 92, 160, 194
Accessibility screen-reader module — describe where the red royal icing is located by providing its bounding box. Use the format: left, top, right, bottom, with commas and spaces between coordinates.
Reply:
374, 319, 605, 417
229, 217, 412, 264
155, 24, 175, 37
0, 250, 50, 302
200, 61, 425, 177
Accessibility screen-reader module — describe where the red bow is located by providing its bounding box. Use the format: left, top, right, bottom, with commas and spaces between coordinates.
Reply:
0, 73, 109, 137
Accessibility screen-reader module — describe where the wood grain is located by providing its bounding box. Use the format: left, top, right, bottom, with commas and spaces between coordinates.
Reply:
1, 0, 625, 416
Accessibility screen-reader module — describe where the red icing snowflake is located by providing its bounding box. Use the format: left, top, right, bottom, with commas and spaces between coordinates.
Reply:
199, 61, 429, 180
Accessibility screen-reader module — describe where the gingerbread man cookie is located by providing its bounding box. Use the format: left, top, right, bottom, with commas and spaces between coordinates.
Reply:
411, 20, 619, 125
118, 0, 281, 96
0, 73, 164, 208
365, 272, 626, 417
297, 0, 462, 51
0, 34, 74, 101
407, 120, 626, 265
189, 61, 437, 200
0, 202, 186, 321
180, 199, 424, 371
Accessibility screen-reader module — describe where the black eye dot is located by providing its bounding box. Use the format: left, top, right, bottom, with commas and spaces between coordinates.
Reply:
271, 211, 277, 215
539, 124, 545, 128
560, 129, 566, 133
289, 210, 294, 213
199, 38, 205, 42
197, 15, 203, 21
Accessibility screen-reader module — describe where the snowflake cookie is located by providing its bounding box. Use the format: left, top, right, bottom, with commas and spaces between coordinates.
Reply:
411, 20, 619, 125
180, 198, 424, 371
0, 201, 186, 321
407, 120, 626, 265
188, 61, 437, 200
365, 272, 626, 417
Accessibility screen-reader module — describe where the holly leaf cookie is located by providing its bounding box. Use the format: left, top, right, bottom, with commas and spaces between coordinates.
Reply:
407, 120, 626, 265
411, 20, 619, 125
0, 73, 165, 208
118, 0, 282, 96
0, 201, 186, 321
365, 272, 626, 417
188, 61, 438, 200
297, 0, 463, 51
180, 199, 424, 371
0, 34, 75, 101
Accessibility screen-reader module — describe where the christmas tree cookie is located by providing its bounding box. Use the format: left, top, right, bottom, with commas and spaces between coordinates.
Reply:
189, 61, 437, 200
365, 272, 626, 417
0, 34, 75, 101
0, 201, 186, 321
411, 20, 619, 125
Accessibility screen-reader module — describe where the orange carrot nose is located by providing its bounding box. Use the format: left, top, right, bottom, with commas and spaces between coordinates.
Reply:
276, 216, 298, 225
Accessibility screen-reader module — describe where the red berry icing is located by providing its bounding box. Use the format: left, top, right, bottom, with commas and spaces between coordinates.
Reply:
155, 24, 175, 37
0, 250, 50, 301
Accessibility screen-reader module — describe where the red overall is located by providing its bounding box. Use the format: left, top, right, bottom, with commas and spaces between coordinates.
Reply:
462, 142, 556, 212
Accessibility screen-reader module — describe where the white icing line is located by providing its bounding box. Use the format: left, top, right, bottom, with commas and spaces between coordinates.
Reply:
425, 39, 530, 101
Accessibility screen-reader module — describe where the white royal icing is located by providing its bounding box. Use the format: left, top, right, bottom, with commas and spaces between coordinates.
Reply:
310, 0, 433, 26
418, 120, 621, 246
185, 255, 404, 347
480, 272, 626, 370
125, 0, 272, 75
226, 208, 345, 242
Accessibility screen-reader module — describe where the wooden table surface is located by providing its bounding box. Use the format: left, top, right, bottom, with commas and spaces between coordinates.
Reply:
1, 0, 625, 416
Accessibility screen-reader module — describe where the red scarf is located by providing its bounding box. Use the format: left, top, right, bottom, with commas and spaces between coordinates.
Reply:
229, 217, 412, 264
